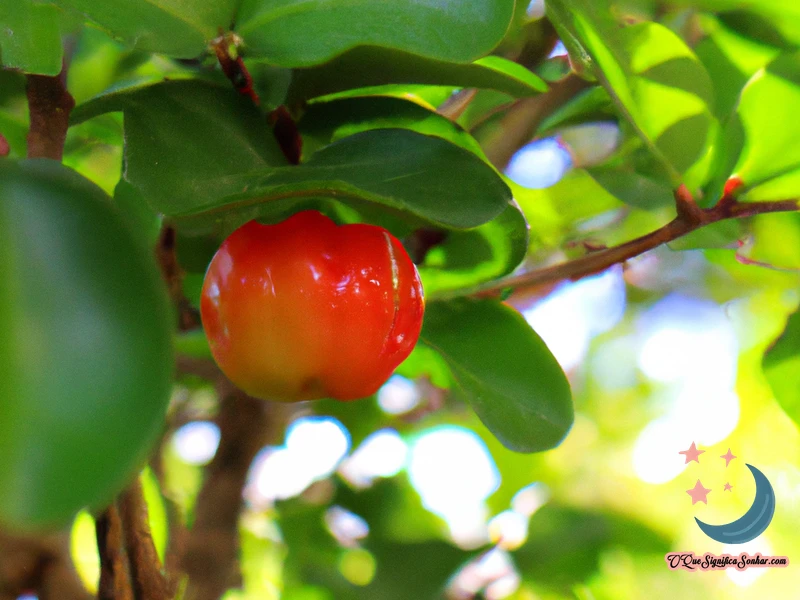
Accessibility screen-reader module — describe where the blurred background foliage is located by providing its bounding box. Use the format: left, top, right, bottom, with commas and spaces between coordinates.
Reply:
4, 0, 800, 598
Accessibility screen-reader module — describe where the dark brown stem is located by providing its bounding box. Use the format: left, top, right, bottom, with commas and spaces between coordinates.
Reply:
0, 532, 91, 600
96, 506, 133, 600
446, 197, 800, 300
157, 225, 199, 331
25, 63, 74, 160
118, 480, 169, 600
0, 132, 9, 157
181, 390, 283, 600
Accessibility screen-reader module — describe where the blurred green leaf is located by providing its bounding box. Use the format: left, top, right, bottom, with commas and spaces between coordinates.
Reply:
235, 0, 515, 67
694, 15, 779, 119
741, 213, 800, 269
0, 159, 173, 530
588, 167, 675, 210
0, 0, 63, 75
52, 0, 238, 58
287, 50, 546, 104
421, 299, 574, 453
764, 307, 800, 427
516, 504, 670, 590
547, 2, 718, 190
538, 86, 615, 135
684, 1, 800, 48
667, 219, 743, 250
114, 179, 162, 245
734, 53, 800, 201
421, 202, 529, 296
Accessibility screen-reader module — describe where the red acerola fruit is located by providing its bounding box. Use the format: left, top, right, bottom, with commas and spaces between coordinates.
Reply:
200, 211, 425, 401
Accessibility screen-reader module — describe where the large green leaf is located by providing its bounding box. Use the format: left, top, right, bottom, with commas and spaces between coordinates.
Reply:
287, 49, 546, 103
421, 299, 574, 453
0, 0, 63, 75
72, 79, 287, 214
74, 81, 511, 233
52, 0, 238, 58
547, 2, 718, 191
235, 0, 515, 67
171, 128, 512, 233
298, 95, 486, 159
733, 53, 800, 202
764, 308, 800, 427
0, 160, 173, 530
694, 15, 779, 119
673, 0, 800, 48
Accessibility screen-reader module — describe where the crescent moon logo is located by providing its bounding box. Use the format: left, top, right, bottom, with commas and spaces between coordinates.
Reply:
695, 464, 776, 545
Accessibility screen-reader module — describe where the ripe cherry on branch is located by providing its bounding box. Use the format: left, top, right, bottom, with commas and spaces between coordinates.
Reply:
200, 211, 425, 402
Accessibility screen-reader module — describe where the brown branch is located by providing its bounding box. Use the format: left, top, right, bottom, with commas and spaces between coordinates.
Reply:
437, 88, 478, 121
181, 390, 285, 600
0, 531, 91, 600
482, 73, 590, 169
447, 197, 800, 300
157, 225, 199, 331
25, 64, 74, 160
118, 480, 169, 600
96, 506, 133, 600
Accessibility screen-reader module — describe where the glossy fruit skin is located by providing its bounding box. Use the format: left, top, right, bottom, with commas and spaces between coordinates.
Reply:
0, 159, 173, 531
200, 211, 424, 401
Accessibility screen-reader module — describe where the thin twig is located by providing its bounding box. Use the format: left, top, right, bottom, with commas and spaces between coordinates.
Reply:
439, 197, 800, 300
96, 506, 133, 600
118, 479, 170, 600
25, 62, 74, 160
157, 225, 199, 331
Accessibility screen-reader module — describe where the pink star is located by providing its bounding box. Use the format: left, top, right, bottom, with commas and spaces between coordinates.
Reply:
679, 442, 705, 464
720, 448, 737, 467
687, 480, 712, 505
724, 483, 733, 492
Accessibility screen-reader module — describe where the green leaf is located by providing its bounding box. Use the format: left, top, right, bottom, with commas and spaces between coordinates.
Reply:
420, 202, 528, 297
52, 0, 238, 58
287, 49, 546, 104
74, 80, 511, 233
667, 220, 743, 250
588, 167, 675, 210
72, 79, 287, 215
694, 15, 779, 119
421, 299, 574, 453
693, 1, 800, 48
537, 86, 615, 135
547, 2, 718, 189
172, 128, 512, 233
235, 0, 516, 67
764, 308, 800, 426
734, 52, 800, 201
740, 213, 800, 269
0, 0, 63, 75
0, 159, 173, 530
298, 95, 486, 159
